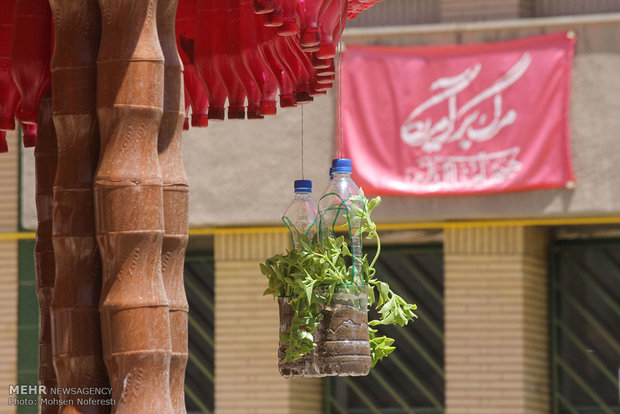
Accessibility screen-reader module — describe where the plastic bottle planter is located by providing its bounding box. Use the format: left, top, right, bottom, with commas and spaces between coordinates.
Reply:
279, 179, 320, 377
277, 297, 320, 377
316, 188, 371, 376
315, 284, 370, 376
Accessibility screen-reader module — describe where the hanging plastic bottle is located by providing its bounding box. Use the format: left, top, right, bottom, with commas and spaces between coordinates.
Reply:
10, 0, 52, 126
263, 0, 283, 27
185, 63, 209, 127
316, 158, 371, 376
278, 179, 320, 377
282, 179, 317, 247
182, 85, 190, 131
194, 0, 229, 120
239, 0, 278, 117
297, 0, 325, 49
0, 0, 20, 133
0, 130, 7, 153
257, 24, 296, 108
316, 0, 346, 59
278, 0, 299, 36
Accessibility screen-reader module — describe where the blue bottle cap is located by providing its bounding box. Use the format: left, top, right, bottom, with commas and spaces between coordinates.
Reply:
332, 158, 352, 173
329, 167, 334, 180
294, 179, 312, 193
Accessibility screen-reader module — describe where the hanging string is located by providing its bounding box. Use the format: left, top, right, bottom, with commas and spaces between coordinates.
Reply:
336, 0, 344, 159
301, 105, 305, 179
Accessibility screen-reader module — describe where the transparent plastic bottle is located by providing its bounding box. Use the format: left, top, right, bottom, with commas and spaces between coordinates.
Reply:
279, 179, 320, 377
282, 179, 318, 248
316, 158, 371, 376
319, 159, 364, 279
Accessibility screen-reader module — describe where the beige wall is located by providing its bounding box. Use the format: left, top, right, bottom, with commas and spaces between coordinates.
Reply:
444, 226, 549, 414
0, 130, 19, 414
214, 232, 322, 414
20, 16, 620, 230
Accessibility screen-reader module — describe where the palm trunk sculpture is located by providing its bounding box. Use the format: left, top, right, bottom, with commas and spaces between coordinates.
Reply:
156, 0, 190, 412
34, 95, 59, 414
95, 0, 176, 412
49, 0, 110, 412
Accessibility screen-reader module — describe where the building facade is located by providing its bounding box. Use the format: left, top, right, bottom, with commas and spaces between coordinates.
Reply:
2, 1, 620, 413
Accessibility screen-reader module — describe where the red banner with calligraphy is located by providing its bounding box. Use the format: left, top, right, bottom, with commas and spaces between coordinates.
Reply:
341, 32, 576, 196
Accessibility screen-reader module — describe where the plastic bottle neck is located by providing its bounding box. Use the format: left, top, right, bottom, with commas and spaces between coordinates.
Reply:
332, 171, 351, 178
294, 192, 312, 199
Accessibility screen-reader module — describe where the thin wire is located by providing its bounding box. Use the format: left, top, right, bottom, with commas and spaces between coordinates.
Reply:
301, 105, 305, 179
337, 0, 344, 159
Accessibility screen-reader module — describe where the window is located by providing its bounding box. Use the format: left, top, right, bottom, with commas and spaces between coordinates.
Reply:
550, 239, 620, 414
327, 244, 445, 413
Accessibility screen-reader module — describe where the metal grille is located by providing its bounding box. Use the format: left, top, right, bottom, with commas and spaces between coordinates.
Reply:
551, 240, 620, 414
184, 252, 215, 414
327, 244, 445, 414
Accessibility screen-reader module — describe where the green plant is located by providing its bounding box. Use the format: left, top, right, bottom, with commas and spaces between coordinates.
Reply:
260, 192, 418, 367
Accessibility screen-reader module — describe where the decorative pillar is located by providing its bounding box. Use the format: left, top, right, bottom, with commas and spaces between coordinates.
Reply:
214, 232, 323, 414
444, 226, 550, 414
156, 0, 190, 413
48, 0, 110, 412
95, 0, 173, 412
34, 96, 59, 413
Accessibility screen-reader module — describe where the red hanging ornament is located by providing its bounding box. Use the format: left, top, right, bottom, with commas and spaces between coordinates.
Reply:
279, 0, 299, 36
195, 0, 228, 120
10, 0, 52, 128
0, 0, 20, 132
185, 63, 209, 127
297, 0, 326, 49
0, 130, 7, 152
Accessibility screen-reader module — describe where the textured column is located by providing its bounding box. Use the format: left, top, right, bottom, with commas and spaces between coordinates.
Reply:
34, 96, 59, 413
48, 1, 110, 412
95, 0, 173, 412
444, 226, 549, 414
156, 1, 190, 413
214, 232, 323, 414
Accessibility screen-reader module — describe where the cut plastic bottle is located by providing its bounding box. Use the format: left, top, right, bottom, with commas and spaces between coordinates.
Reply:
316, 158, 371, 376
279, 179, 320, 377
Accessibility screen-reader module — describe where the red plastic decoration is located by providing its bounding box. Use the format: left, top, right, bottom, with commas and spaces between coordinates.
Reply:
183, 85, 190, 130
241, 1, 278, 115
263, 0, 283, 27
258, 24, 296, 107
195, 0, 228, 120
10, 0, 52, 127
297, 0, 326, 49
15, 101, 37, 147
279, 0, 299, 35
254, 0, 274, 14
0, 130, 7, 152
0, 0, 20, 132
347, 0, 382, 19
317, 0, 346, 58
185, 64, 209, 127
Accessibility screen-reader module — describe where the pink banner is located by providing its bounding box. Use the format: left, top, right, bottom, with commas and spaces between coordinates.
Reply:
342, 32, 576, 196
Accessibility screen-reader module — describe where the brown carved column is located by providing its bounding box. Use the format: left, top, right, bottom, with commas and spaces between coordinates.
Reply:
48, 1, 110, 412
157, 1, 190, 413
95, 0, 174, 412
34, 95, 59, 414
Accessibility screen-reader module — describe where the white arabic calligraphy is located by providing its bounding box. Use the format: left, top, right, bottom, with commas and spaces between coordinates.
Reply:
404, 147, 522, 188
401, 53, 532, 153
